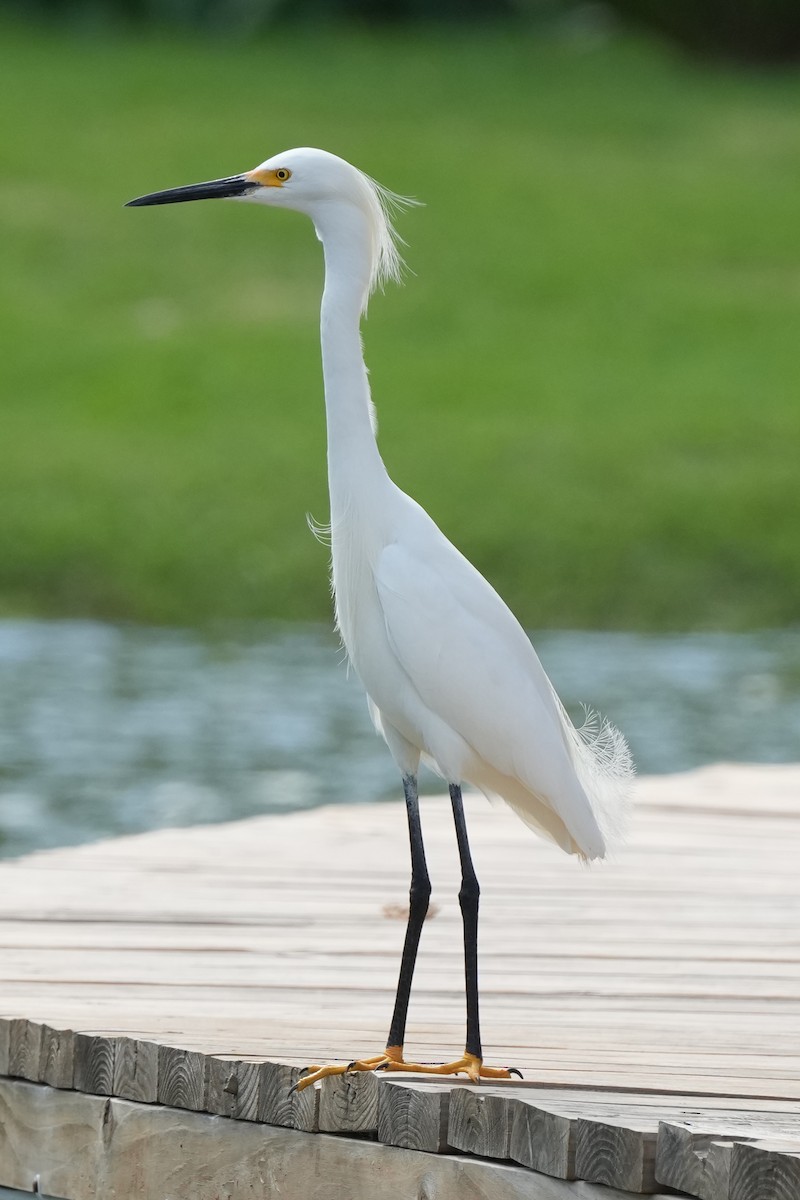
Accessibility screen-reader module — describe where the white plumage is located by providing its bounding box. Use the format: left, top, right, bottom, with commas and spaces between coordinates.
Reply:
127, 145, 635, 1085
264, 148, 633, 862
129, 146, 633, 864
341, 480, 631, 861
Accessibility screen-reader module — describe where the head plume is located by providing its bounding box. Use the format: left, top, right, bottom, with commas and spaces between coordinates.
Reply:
352, 169, 419, 312
247, 148, 419, 315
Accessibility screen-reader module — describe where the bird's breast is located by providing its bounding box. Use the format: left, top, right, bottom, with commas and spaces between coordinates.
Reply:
331, 536, 386, 676
330, 533, 423, 740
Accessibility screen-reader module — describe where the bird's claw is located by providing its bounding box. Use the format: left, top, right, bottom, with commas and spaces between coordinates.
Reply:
289, 1064, 321, 1094
290, 1050, 519, 1093
291, 1053, 395, 1091
381, 1053, 520, 1083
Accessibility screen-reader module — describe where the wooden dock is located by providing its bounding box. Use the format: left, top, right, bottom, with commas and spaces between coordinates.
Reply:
1, 763, 799, 1199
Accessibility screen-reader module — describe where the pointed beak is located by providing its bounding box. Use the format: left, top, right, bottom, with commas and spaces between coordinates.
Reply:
125, 174, 259, 207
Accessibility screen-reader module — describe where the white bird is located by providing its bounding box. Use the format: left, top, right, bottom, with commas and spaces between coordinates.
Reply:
127, 148, 633, 1085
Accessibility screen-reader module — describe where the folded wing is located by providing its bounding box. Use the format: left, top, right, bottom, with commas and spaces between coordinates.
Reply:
375, 528, 632, 860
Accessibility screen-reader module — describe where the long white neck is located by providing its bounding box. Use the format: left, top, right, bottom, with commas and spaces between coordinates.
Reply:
315, 204, 388, 523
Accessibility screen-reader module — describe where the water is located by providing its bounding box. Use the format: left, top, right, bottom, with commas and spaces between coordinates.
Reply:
0, 619, 798, 859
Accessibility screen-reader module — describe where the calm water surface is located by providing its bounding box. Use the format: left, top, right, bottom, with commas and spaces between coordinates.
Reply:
0, 620, 798, 858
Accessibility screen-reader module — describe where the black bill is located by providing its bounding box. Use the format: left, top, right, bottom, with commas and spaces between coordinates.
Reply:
125, 175, 257, 207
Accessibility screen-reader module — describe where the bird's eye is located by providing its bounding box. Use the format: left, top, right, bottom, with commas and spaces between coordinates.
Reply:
276, 168, 291, 182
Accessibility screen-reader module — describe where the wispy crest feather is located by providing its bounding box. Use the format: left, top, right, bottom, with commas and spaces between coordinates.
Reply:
355, 170, 420, 310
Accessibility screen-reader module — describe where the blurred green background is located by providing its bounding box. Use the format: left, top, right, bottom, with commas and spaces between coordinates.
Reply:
2, 3, 799, 631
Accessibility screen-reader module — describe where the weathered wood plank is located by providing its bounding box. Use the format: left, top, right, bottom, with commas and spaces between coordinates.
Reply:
203, 1054, 241, 1119
655, 1122, 736, 1200
448, 1086, 511, 1160
156, 1045, 205, 1112
508, 1096, 577, 1179
702, 1142, 738, 1200
656, 1122, 723, 1200
256, 1059, 319, 1132
204, 1055, 260, 1121
575, 1115, 658, 1194
39, 1025, 74, 1090
730, 1140, 800, 1200
318, 1069, 380, 1134
656, 1116, 800, 1200
112, 1036, 158, 1104
377, 1079, 451, 1153
0, 1018, 10, 1076
0, 1078, 676, 1200
73, 1033, 116, 1096
8, 1021, 43, 1083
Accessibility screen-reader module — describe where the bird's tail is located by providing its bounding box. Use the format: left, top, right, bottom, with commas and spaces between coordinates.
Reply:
552, 694, 634, 858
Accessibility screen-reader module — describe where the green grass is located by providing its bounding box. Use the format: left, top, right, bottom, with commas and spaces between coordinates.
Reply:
1, 20, 799, 629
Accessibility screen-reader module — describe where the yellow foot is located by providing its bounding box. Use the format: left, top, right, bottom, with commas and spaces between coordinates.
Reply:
292, 1046, 412, 1092
292, 1048, 522, 1091
380, 1052, 522, 1083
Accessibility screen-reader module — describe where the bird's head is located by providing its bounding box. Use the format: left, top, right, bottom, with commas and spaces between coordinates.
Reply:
126, 147, 415, 307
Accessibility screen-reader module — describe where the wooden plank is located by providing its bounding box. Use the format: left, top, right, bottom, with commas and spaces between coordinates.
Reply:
508, 1095, 577, 1179
457, 1089, 706, 1190
73, 1033, 116, 1096
39, 1025, 74, 1090
0, 1078, 677, 1200
730, 1140, 800, 1200
656, 1123, 734, 1200
377, 1079, 451, 1153
156, 1045, 205, 1112
448, 1086, 512, 1160
6, 947, 800, 981
8, 1021, 42, 1083
575, 1114, 658, 1194
232, 1060, 262, 1123
256, 1060, 319, 1132
318, 1069, 380, 1134
8, 920, 800, 958
204, 1055, 260, 1121
0, 1018, 9, 1076
204, 1054, 242, 1119
700, 1142, 737, 1200
451, 1086, 735, 1187
656, 1118, 800, 1200
112, 1036, 158, 1104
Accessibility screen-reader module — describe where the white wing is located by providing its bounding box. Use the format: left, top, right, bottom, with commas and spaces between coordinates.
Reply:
374, 501, 631, 860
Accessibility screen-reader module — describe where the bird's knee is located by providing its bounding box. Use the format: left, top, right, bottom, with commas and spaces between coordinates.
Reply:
458, 873, 480, 911
409, 875, 432, 915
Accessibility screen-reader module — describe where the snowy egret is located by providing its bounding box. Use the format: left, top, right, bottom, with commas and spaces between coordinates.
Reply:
127, 148, 633, 1086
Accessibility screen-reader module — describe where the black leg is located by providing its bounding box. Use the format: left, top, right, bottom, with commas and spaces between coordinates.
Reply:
449, 783, 482, 1060
386, 774, 432, 1051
